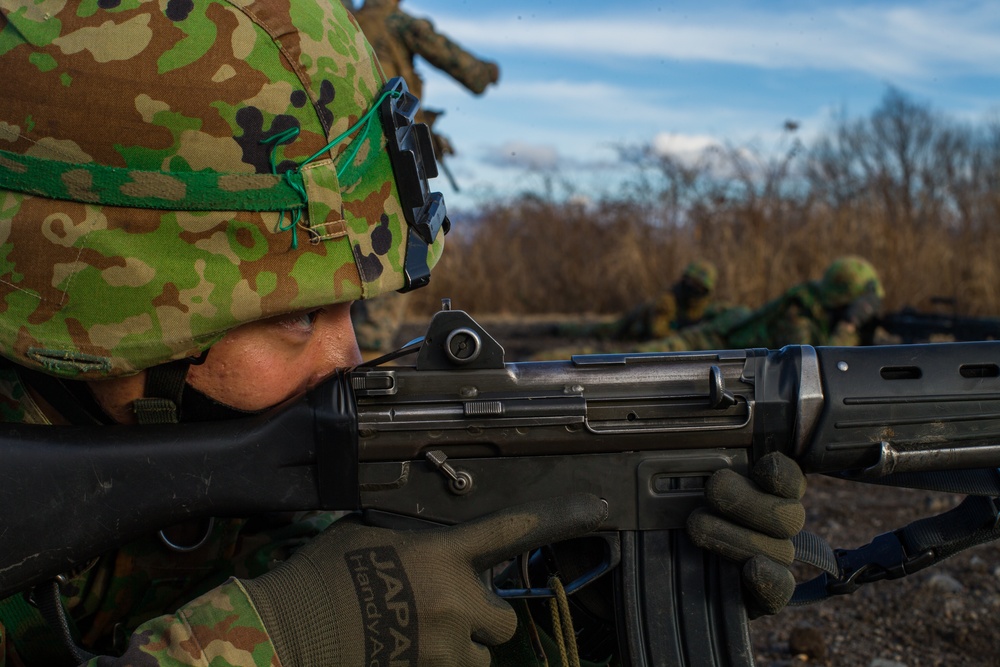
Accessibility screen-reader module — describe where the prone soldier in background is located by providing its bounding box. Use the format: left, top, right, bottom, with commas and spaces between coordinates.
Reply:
558, 260, 731, 341
642, 255, 884, 352
351, 0, 501, 360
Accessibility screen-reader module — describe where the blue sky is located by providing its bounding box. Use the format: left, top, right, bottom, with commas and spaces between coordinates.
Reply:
391, 0, 1000, 210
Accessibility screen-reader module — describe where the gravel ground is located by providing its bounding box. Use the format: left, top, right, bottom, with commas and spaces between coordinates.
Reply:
751, 474, 1000, 667
397, 314, 1000, 666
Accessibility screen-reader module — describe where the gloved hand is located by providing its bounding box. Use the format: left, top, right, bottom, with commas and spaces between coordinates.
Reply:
687, 452, 806, 618
241, 494, 607, 667
842, 289, 883, 328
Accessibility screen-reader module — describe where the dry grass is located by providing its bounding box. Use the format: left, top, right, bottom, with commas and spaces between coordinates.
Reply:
409, 199, 1000, 318
408, 89, 1000, 319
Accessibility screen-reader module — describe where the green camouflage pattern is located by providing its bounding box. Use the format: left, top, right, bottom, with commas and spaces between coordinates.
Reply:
622, 258, 884, 353
116, 581, 278, 667
0, 0, 445, 379
537, 257, 882, 360
636, 279, 876, 353
819, 255, 884, 309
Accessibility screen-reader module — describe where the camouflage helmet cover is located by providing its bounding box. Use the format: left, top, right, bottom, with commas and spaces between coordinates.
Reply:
681, 260, 717, 293
819, 256, 884, 309
0, 0, 444, 378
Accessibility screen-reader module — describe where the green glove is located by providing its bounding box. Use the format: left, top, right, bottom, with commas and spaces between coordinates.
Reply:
843, 291, 883, 328
241, 494, 607, 667
687, 452, 806, 618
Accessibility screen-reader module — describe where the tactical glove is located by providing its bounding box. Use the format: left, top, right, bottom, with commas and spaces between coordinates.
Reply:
687, 452, 806, 618
241, 494, 607, 667
843, 290, 883, 328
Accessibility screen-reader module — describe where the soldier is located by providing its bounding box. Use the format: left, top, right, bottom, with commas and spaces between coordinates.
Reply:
354, 0, 500, 132
558, 260, 724, 342
642, 255, 885, 352
0, 3, 607, 664
351, 0, 501, 360
0, 2, 802, 665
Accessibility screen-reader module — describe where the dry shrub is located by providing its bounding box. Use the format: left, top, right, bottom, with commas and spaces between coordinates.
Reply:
410, 199, 1000, 318
409, 89, 1000, 318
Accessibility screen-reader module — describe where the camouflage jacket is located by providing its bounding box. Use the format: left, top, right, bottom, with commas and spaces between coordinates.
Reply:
0, 368, 337, 666
642, 281, 868, 353
613, 289, 722, 341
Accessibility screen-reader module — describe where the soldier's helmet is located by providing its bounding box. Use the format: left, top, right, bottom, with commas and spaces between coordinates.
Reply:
680, 260, 718, 296
0, 1, 445, 379
819, 256, 884, 309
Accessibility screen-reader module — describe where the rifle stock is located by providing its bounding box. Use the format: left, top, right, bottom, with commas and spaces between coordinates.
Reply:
3, 305, 1000, 665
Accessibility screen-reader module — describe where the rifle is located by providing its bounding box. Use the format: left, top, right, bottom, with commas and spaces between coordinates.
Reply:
3, 303, 1000, 665
879, 297, 1000, 344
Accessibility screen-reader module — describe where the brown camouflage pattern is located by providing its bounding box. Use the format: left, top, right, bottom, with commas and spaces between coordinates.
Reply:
0, 0, 445, 379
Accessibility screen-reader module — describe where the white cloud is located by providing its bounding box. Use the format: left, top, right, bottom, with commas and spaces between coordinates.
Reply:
419, 2, 1000, 80
482, 141, 561, 170
426, 73, 731, 136
651, 133, 720, 160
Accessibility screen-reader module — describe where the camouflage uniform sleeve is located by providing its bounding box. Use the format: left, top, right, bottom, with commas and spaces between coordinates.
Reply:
386, 12, 499, 94
85, 580, 278, 667
647, 293, 679, 339
769, 304, 822, 348
826, 321, 864, 347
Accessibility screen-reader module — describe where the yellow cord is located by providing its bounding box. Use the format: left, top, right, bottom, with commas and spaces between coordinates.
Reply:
548, 576, 582, 667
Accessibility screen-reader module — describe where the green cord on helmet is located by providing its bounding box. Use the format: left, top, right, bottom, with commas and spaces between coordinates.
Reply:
0, 0, 446, 379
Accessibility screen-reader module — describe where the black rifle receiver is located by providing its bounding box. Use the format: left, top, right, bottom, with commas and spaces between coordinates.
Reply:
3, 305, 1000, 665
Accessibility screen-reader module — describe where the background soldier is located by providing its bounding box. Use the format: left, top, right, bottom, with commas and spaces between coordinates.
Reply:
643, 255, 884, 352
559, 260, 727, 341
351, 0, 501, 360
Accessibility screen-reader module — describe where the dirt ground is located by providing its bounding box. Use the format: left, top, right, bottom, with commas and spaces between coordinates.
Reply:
398, 314, 1000, 667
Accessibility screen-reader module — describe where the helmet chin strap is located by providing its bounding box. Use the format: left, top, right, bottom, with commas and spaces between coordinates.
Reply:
131, 351, 272, 424
132, 357, 198, 425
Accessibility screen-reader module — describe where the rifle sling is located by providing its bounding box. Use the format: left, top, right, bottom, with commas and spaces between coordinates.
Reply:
791, 494, 1000, 604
